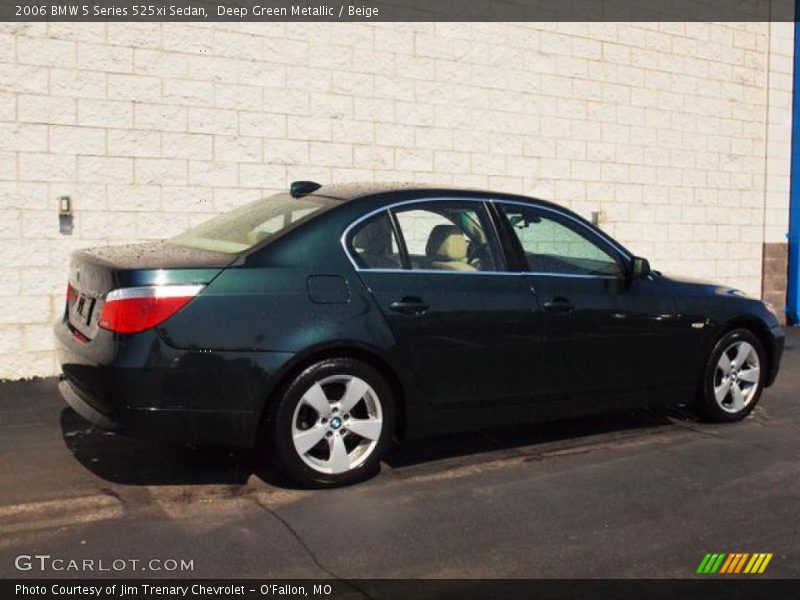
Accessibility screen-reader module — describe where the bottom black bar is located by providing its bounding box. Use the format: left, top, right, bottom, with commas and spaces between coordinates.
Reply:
3, 579, 800, 600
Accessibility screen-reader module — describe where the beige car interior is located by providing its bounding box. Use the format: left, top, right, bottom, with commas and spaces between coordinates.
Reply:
352, 213, 494, 271
424, 225, 476, 271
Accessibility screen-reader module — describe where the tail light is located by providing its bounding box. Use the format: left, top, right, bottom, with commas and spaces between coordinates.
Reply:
66, 283, 76, 305
98, 285, 205, 334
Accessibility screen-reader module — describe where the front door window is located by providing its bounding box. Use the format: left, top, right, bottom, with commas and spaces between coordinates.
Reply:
498, 204, 623, 277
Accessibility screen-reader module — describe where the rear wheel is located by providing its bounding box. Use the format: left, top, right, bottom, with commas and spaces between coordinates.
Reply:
269, 358, 394, 488
697, 329, 765, 422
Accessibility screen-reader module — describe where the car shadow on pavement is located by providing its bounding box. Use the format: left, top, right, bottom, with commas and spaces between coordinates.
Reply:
60, 403, 694, 489
60, 407, 256, 486
383, 407, 689, 469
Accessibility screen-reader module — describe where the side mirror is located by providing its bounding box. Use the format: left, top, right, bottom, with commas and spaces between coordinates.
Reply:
630, 256, 651, 279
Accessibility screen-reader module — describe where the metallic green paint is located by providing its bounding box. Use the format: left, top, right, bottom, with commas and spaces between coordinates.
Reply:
55, 184, 785, 447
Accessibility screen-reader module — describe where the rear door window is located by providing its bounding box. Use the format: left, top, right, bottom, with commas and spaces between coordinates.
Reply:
391, 202, 502, 272
349, 212, 403, 270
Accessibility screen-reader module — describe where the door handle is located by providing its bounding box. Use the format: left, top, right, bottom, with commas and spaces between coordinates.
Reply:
389, 297, 429, 316
542, 297, 575, 313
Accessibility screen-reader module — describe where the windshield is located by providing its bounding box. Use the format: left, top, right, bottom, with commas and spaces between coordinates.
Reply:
169, 194, 332, 254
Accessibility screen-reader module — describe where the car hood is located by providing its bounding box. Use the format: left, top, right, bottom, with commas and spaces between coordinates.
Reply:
657, 272, 752, 299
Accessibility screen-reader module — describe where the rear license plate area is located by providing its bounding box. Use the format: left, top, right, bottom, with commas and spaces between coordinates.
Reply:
73, 293, 96, 325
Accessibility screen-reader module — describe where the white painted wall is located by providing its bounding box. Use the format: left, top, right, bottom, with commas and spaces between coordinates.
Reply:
0, 19, 793, 378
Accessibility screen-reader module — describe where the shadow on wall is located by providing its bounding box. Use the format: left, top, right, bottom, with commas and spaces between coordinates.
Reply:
60, 403, 686, 490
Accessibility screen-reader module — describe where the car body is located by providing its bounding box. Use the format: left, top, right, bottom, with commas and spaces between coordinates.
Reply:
56, 182, 785, 485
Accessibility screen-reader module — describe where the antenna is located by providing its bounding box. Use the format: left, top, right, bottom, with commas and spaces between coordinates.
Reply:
290, 181, 322, 198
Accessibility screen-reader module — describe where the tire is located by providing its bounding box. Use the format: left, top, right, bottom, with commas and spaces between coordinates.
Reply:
697, 328, 766, 423
268, 357, 395, 488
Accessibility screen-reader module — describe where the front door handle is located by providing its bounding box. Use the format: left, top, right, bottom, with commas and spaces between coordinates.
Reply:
389, 297, 429, 316
542, 297, 575, 313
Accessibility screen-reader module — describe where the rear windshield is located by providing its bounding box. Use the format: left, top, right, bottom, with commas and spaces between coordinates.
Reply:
169, 194, 332, 254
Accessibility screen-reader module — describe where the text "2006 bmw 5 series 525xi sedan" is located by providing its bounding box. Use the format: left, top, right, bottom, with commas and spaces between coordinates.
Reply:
56, 182, 784, 487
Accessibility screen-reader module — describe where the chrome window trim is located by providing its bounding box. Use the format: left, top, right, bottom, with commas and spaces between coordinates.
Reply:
339, 196, 630, 280
349, 268, 619, 279
355, 268, 520, 276
340, 197, 493, 272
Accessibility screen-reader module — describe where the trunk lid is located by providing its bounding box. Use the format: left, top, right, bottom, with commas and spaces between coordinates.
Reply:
66, 241, 233, 340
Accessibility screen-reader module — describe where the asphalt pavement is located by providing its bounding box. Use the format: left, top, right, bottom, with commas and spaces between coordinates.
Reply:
0, 330, 798, 579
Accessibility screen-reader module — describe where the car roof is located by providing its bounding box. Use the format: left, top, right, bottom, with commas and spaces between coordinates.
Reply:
251, 181, 634, 265
308, 182, 465, 201
303, 182, 634, 261
306, 181, 564, 211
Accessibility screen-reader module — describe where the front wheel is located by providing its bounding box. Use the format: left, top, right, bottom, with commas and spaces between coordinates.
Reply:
269, 358, 395, 488
697, 329, 766, 422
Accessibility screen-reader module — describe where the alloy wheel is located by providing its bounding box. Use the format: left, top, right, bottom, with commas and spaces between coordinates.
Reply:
291, 374, 383, 474
713, 340, 761, 414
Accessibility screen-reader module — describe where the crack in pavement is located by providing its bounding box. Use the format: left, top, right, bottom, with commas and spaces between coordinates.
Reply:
250, 496, 375, 600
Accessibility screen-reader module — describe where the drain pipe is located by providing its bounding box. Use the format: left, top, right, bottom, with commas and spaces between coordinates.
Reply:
788, 12, 800, 323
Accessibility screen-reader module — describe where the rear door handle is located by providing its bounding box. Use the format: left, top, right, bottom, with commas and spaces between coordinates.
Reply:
389, 297, 429, 316
542, 297, 575, 313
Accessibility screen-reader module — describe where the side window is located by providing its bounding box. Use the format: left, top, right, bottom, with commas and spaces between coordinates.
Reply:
349, 212, 402, 270
499, 204, 623, 277
393, 202, 500, 272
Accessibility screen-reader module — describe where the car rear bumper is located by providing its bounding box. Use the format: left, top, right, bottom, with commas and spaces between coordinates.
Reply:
59, 377, 117, 430
57, 376, 260, 447
55, 318, 295, 447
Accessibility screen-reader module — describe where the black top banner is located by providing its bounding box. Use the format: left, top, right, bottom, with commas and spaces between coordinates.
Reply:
0, 0, 795, 22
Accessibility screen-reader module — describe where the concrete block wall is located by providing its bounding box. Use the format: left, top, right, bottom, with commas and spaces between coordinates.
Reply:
762, 20, 794, 321
0, 19, 793, 379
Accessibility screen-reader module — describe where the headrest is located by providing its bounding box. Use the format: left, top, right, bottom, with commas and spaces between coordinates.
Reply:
425, 225, 467, 261
354, 220, 391, 254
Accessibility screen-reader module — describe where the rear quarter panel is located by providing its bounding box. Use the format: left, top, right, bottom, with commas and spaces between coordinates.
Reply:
156, 200, 422, 422
160, 266, 395, 355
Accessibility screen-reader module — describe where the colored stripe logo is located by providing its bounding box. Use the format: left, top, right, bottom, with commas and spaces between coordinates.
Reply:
697, 553, 773, 574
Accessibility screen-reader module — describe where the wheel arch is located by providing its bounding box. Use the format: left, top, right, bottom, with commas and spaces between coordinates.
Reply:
257, 341, 409, 443
715, 316, 774, 378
